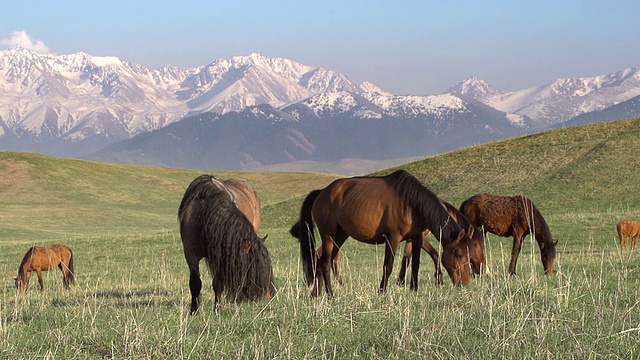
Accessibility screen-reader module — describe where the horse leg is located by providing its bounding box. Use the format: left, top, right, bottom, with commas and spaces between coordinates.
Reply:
633, 235, 639, 252
187, 260, 202, 314
59, 263, 70, 290
509, 234, 524, 275
421, 238, 442, 286
36, 269, 44, 291
318, 236, 336, 297
621, 234, 629, 252
396, 242, 411, 286
379, 235, 400, 293
409, 236, 423, 291
331, 247, 343, 285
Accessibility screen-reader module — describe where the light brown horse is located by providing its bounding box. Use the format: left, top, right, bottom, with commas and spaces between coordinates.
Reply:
292, 170, 486, 297
617, 220, 640, 252
460, 193, 557, 275
210, 177, 264, 235
14, 244, 75, 292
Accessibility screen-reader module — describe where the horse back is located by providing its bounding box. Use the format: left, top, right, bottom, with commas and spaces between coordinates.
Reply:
618, 220, 640, 237
25, 245, 70, 271
223, 178, 262, 233
313, 176, 417, 243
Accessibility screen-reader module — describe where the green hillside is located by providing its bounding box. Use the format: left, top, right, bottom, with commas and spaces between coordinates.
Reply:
1, 119, 640, 359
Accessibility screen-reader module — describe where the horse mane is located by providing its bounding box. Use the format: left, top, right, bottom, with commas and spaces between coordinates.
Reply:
179, 174, 273, 302
520, 196, 555, 250
391, 170, 458, 241
17, 247, 36, 278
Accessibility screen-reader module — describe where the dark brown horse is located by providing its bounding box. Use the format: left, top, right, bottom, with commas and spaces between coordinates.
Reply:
397, 201, 488, 286
14, 244, 75, 292
292, 170, 485, 297
460, 193, 557, 275
179, 174, 275, 314
617, 220, 640, 252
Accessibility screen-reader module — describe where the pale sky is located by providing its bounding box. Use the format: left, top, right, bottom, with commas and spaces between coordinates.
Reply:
2, 0, 639, 95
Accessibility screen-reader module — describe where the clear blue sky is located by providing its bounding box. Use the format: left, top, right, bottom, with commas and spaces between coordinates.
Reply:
2, 0, 639, 95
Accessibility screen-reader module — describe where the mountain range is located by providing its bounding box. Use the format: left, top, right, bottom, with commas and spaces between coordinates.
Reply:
1, 46, 639, 173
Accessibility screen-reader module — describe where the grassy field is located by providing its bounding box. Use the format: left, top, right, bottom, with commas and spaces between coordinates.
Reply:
1, 119, 640, 359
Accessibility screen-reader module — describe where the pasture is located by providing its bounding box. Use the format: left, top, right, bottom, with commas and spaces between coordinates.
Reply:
1, 119, 640, 358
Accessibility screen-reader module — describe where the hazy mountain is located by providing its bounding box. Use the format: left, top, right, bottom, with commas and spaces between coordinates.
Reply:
88, 92, 533, 172
2, 45, 639, 173
458, 67, 640, 127
551, 95, 640, 129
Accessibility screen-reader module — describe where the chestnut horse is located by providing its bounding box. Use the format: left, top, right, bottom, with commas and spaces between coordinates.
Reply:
460, 193, 557, 275
617, 220, 640, 252
179, 174, 275, 314
397, 200, 487, 286
292, 170, 485, 297
14, 244, 75, 292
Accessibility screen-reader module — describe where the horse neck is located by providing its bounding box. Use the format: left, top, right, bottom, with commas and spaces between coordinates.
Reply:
404, 186, 458, 241
532, 209, 553, 246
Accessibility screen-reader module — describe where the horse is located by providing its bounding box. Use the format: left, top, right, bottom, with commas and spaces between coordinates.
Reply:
396, 200, 488, 286
292, 170, 486, 297
460, 193, 557, 275
14, 244, 75, 292
178, 174, 275, 314
617, 220, 640, 252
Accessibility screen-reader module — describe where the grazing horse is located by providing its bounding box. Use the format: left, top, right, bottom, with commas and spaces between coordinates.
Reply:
617, 220, 640, 252
292, 170, 485, 297
179, 174, 275, 314
460, 193, 557, 275
14, 244, 75, 292
397, 201, 487, 286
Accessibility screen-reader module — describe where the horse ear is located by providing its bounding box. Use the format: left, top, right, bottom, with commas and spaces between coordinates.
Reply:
262, 234, 269, 243
553, 240, 558, 247
467, 225, 474, 239
455, 229, 467, 244
245, 241, 252, 253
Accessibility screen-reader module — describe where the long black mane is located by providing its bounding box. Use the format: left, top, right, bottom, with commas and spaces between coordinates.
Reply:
393, 170, 461, 242
179, 174, 274, 303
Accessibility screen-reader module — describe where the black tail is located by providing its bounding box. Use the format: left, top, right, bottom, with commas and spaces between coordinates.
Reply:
295, 189, 322, 287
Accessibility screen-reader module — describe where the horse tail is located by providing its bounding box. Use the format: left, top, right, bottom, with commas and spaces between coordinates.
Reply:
296, 189, 322, 287
67, 249, 75, 285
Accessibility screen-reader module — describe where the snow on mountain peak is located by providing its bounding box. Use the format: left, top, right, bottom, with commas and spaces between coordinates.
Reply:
360, 81, 392, 95
449, 76, 502, 98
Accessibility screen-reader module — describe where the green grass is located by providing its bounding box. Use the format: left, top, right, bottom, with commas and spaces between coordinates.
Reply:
2, 119, 640, 358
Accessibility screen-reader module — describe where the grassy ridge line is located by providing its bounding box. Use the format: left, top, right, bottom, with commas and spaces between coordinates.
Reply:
0, 152, 340, 242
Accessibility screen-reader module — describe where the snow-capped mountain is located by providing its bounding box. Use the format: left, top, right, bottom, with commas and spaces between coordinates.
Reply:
88, 92, 533, 171
460, 68, 640, 127
449, 76, 503, 99
0, 47, 366, 155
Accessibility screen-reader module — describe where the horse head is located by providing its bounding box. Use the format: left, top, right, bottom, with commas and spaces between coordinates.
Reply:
14, 276, 28, 292
440, 226, 486, 286
540, 239, 558, 274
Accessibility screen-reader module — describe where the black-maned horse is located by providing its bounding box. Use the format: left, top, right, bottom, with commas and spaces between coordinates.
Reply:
292, 170, 485, 297
179, 174, 275, 314
460, 193, 557, 275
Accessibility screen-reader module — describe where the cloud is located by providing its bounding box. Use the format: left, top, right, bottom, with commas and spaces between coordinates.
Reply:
0, 30, 51, 53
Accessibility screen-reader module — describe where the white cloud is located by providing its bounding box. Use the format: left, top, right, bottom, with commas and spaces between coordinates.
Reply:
0, 30, 51, 53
